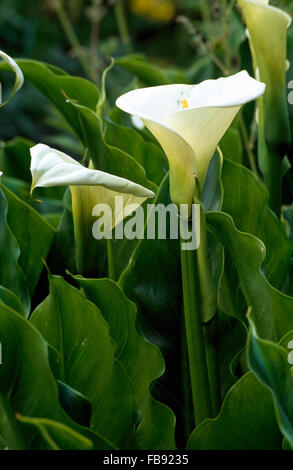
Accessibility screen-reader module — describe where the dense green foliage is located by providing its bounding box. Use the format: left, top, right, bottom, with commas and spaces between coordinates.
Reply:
0, 0, 293, 450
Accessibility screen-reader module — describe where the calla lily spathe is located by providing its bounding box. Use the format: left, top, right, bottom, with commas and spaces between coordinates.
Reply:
116, 71, 265, 207
30, 144, 155, 273
0, 50, 24, 108
238, 0, 291, 148
30, 143, 154, 230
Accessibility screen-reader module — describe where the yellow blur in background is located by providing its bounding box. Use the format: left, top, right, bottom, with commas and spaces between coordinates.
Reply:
129, 0, 176, 23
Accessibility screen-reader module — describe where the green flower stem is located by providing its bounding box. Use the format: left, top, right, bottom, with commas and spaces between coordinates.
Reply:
196, 202, 221, 416
266, 150, 282, 218
198, 0, 211, 24
258, 122, 283, 217
204, 314, 221, 416
221, 0, 231, 70
180, 235, 212, 425
107, 239, 116, 281
54, 0, 94, 81
238, 112, 259, 177
114, 1, 132, 54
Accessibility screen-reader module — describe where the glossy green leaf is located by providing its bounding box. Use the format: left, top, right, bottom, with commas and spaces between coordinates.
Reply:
221, 159, 293, 291
104, 118, 167, 186
73, 275, 176, 449
16, 415, 93, 450
57, 381, 92, 428
1, 175, 65, 215
219, 125, 243, 164
0, 185, 29, 313
0, 286, 26, 317
0, 137, 32, 183
1, 184, 55, 297
0, 301, 114, 450
116, 54, 185, 86
207, 211, 293, 341
47, 188, 76, 276
248, 322, 293, 447
187, 371, 281, 449
0, 59, 99, 140
202, 151, 223, 212
30, 275, 138, 449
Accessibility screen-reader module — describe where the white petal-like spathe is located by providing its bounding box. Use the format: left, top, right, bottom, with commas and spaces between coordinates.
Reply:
30, 143, 154, 198
0, 50, 24, 107
116, 71, 265, 201
117, 84, 197, 205
238, 0, 291, 149
239, 0, 291, 26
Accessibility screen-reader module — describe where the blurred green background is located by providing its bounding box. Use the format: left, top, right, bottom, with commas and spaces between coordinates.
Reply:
0, 0, 292, 147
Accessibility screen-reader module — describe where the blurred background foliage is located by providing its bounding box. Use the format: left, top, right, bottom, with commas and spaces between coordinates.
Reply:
0, 0, 293, 161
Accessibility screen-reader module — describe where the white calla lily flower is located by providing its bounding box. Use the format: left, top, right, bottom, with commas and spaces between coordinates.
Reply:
30, 143, 154, 230
238, 0, 291, 147
116, 71, 265, 206
30, 144, 154, 198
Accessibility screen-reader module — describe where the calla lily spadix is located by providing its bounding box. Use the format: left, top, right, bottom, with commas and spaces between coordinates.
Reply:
116, 71, 265, 208
30, 144, 154, 273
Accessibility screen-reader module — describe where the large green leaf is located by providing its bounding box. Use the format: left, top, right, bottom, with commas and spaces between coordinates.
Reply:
47, 188, 77, 276
0, 137, 32, 183
0, 286, 26, 317
207, 211, 293, 341
15, 415, 93, 450
73, 276, 176, 449
116, 54, 188, 86
219, 125, 243, 165
1, 175, 65, 215
30, 275, 138, 449
187, 371, 281, 449
0, 301, 114, 450
0, 59, 99, 141
248, 322, 293, 448
1, 184, 55, 297
0, 185, 29, 314
221, 159, 293, 291
104, 118, 167, 186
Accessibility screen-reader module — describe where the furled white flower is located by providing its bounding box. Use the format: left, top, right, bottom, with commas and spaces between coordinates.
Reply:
30, 143, 154, 233
116, 71, 265, 206
238, 0, 291, 150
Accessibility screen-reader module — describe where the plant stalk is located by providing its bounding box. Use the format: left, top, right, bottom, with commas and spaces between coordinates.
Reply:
180, 235, 212, 425
265, 149, 282, 218
54, 0, 94, 81
114, 1, 132, 54
107, 239, 116, 281
196, 202, 221, 416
